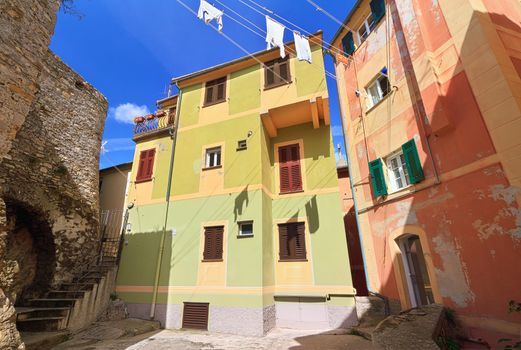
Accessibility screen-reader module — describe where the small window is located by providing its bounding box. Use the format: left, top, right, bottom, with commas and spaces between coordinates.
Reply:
238, 221, 253, 237
203, 226, 224, 261
265, 57, 291, 89
237, 140, 247, 151
386, 152, 411, 192
204, 77, 227, 106
136, 149, 156, 182
205, 147, 222, 168
278, 222, 306, 261
366, 74, 390, 108
357, 14, 376, 44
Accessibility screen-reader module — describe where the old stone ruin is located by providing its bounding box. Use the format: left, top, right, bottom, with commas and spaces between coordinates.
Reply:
0, 1, 111, 348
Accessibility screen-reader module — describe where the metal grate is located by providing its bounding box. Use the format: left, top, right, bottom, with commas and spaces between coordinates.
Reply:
182, 302, 209, 330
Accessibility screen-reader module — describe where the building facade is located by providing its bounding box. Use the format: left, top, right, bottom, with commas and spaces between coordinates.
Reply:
116, 32, 357, 335
330, 0, 521, 344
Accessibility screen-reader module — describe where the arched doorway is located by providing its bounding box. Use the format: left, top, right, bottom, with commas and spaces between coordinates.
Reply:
397, 234, 434, 307
2, 198, 56, 304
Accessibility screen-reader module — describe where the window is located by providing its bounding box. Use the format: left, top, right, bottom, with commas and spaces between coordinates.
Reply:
205, 147, 221, 168
203, 226, 224, 261
238, 221, 253, 237
204, 77, 227, 106
136, 148, 156, 182
278, 144, 303, 193
278, 222, 306, 261
366, 74, 390, 108
265, 57, 291, 89
342, 32, 355, 56
357, 14, 376, 44
386, 152, 411, 192
237, 140, 247, 151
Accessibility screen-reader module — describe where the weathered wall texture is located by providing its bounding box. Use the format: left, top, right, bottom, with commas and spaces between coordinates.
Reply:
0, 0, 61, 161
0, 49, 107, 348
332, 0, 521, 345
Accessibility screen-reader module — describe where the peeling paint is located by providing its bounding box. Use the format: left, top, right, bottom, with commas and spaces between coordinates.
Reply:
432, 217, 475, 307
373, 201, 418, 236
356, 143, 365, 160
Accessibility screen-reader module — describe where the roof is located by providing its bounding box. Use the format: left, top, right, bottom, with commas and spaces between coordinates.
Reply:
171, 31, 324, 86
100, 161, 133, 173
329, 0, 365, 47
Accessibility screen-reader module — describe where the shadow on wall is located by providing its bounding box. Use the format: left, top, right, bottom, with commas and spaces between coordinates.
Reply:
360, 3, 521, 347
234, 185, 249, 222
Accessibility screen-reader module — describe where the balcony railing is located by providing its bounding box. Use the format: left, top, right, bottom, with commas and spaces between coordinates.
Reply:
133, 110, 175, 136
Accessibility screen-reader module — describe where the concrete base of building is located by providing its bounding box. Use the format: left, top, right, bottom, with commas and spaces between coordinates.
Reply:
127, 302, 356, 336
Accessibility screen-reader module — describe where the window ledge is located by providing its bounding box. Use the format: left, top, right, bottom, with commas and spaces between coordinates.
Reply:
279, 258, 308, 262
202, 259, 223, 262
135, 177, 153, 184
202, 99, 226, 108
388, 183, 414, 196
202, 165, 222, 171
264, 81, 292, 91
237, 234, 254, 239
279, 189, 304, 195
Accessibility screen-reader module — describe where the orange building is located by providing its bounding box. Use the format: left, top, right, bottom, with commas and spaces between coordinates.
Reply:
330, 0, 521, 346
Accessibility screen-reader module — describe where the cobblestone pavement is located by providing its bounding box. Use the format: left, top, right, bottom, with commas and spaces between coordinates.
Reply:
54, 327, 375, 350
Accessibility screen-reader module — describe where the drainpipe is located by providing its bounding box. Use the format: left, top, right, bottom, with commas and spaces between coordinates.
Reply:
149, 85, 183, 320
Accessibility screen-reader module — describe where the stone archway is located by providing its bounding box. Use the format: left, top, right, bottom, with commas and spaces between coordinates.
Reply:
0, 198, 56, 304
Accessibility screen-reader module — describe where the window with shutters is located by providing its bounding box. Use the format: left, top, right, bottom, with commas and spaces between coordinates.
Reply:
385, 151, 411, 192
264, 57, 291, 89
357, 14, 376, 44
135, 148, 156, 183
278, 222, 307, 261
202, 226, 224, 261
205, 147, 222, 168
204, 77, 227, 106
369, 158, 388, 197
278, 143, 303, 194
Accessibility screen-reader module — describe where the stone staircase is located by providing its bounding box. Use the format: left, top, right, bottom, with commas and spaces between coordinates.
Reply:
15, 257, 118, 349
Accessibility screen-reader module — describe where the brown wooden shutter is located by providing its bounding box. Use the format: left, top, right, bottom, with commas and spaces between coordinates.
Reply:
205, 85, 214, 105
136, 149, 155, 182
279, 144, 302, 193
205, 77, 226, 105
279, 60, 289, 81
203, 226, 224, 261
278, 222, 306, 261
182, 302, 209, 330
265, 61, 275, 87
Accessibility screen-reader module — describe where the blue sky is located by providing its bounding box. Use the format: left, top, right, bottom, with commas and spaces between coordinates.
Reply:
50, 0, 355, 169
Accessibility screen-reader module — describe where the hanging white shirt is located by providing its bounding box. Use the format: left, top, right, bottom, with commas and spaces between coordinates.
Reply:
293, 32, 312, 64
197, 0, 224, 32
266, 16, 286, 58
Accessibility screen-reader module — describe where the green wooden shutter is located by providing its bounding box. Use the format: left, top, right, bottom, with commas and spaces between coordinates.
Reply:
370, 0, 386, 23
369, 158, 387, 196
402, 139, 425, 184
342, 31, 355, 56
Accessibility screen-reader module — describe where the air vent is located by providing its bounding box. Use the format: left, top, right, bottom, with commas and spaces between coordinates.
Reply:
182, 302, 209, 330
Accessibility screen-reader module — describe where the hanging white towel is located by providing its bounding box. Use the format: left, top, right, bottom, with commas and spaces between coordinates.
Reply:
266, 16, 286, 58
293, 32, 312, 64
197, 0, 224, 32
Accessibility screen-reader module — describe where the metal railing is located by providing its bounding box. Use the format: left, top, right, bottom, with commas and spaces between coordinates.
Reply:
134, 112, 175, 135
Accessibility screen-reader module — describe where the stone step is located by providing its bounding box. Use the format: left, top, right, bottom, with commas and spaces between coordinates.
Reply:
59, 282, 95, 291
47, 290, 86, 299
16, 307, 70, 321
29, 298, 79, 308
20, 331, 70, 350
355, 296, 387, 327
349, 326, 376, 341
16, 316, 67, 332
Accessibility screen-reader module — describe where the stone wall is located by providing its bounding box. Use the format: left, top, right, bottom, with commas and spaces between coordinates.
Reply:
0, 0, 61, 161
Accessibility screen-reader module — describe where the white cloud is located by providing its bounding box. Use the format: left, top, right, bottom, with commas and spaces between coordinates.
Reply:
102, 138, 135, 153
331, 125, 344, 137
110, 103, 150, 124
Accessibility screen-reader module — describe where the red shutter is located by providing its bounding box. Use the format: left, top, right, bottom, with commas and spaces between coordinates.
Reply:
279, 144, 302, 193
136, 149, 155, 182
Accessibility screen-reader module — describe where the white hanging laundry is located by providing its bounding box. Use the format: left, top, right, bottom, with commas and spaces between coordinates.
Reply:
197, 0, 224, 32
266, 16, 286, 58
293, 32, 312, 64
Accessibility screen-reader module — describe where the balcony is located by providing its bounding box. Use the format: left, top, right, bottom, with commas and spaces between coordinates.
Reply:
133, 95, 177, 141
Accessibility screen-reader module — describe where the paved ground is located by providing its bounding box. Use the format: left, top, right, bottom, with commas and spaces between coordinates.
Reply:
52, 320, 374, 350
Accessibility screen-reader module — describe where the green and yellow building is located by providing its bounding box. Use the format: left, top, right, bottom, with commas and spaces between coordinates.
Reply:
116, 32, 356, 335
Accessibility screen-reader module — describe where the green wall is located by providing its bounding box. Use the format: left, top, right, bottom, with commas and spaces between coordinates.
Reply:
229, 64, 261, 115
295, 45, 328, 97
